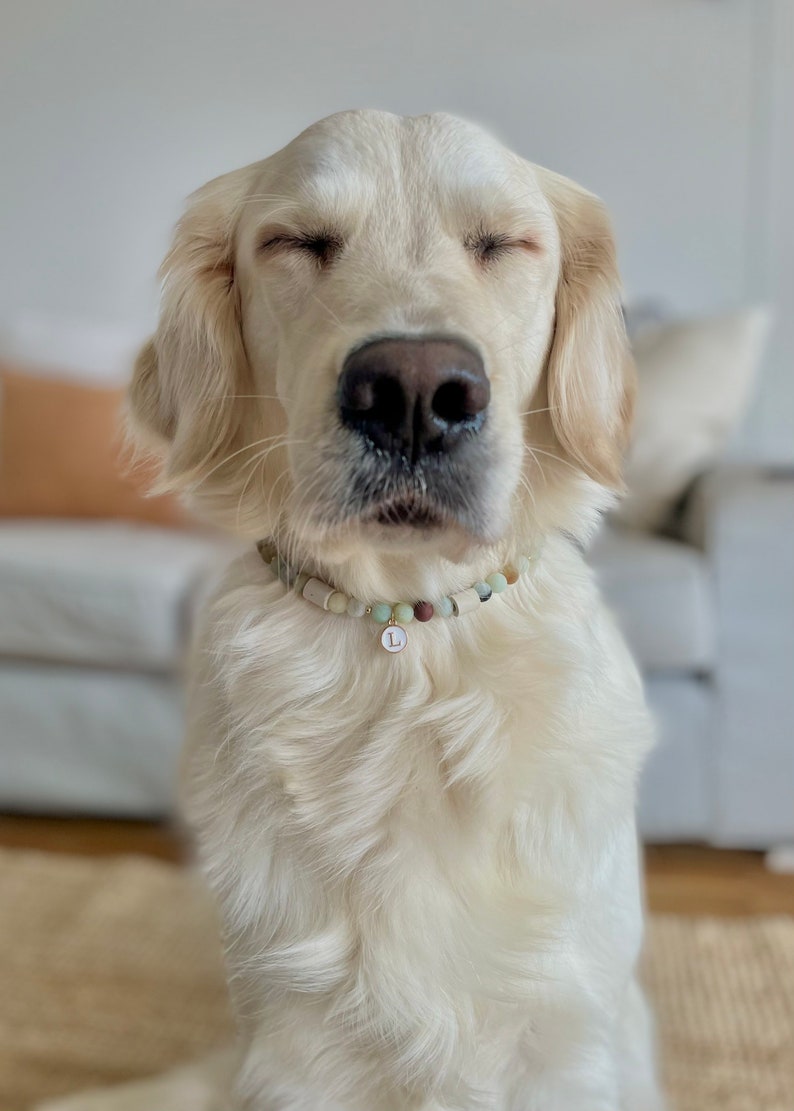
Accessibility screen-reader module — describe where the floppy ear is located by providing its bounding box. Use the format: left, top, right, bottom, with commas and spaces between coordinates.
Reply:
538, 169, 635, 489
128, 163, 260, 488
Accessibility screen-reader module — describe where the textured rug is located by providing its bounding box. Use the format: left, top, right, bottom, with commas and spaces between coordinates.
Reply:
1, 849, 793, 1111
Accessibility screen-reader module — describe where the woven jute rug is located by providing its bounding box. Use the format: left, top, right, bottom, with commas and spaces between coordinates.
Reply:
1, 850, 793, 1111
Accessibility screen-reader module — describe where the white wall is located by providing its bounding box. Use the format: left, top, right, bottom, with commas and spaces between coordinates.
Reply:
1, 0, 791, 459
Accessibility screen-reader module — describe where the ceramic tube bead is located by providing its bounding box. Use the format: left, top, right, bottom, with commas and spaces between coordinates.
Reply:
302, 578, 336, 610
450, 588, 481, 616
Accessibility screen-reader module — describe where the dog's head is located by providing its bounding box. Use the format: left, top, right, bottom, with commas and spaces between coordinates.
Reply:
130, 111, 632, 575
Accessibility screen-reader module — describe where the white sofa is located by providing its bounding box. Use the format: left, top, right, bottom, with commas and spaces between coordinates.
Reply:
0, 521, 236, 816
1, 466, 792, 848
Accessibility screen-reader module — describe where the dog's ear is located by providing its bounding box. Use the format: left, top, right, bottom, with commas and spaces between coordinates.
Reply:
538, 169, 635, 489
128, 164, 259, 488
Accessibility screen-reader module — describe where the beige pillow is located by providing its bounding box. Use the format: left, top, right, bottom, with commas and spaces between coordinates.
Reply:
615, 308, 770, 530
0, 366, 188, 526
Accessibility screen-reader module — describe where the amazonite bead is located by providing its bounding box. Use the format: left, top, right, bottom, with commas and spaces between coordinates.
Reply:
486, 572, 508, 594
436, 597, 454, 618
474, 581, 492, 601
328, 591, 349, 614
371, 603, 393, 624
393, 602, 414, 624
347, 597, 367, 618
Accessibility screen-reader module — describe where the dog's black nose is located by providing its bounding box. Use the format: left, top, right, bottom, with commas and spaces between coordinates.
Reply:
337, 337, 490, 462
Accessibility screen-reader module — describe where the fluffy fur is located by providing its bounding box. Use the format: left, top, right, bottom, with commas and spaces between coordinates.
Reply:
44, 111, 664, 1111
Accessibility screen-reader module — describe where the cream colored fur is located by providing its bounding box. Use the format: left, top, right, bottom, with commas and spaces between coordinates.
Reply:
42, 111, 664, 1111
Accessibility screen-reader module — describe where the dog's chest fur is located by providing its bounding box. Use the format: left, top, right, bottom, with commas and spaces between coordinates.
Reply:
182, 542, 651, 1105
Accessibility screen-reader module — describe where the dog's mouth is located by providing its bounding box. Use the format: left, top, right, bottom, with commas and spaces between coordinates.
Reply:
367, 494, 446, 529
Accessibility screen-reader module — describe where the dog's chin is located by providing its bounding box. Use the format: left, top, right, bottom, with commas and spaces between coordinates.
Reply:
307, 495, 506, 563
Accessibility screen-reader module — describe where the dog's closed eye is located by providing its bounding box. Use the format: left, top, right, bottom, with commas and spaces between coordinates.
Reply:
259, 230, 343, 267
465, 229, 542, 265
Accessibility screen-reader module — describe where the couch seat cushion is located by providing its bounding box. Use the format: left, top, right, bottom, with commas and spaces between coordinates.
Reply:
0, 521, 235, 671
590, 525, 714, 672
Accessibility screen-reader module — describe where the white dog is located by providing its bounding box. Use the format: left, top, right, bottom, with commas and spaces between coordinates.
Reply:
44, 110, 665, 1111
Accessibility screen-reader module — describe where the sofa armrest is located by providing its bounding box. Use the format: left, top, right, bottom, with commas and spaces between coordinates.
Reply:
681, 465, 794, 846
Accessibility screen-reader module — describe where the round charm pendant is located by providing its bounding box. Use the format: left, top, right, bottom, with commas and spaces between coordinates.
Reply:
380, 623, 408, 653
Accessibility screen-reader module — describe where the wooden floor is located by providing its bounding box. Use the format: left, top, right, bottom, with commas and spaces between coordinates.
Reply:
1, 815, 793, 916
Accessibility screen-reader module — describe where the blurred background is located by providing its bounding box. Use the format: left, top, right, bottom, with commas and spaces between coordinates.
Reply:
0, 2, 793, 1107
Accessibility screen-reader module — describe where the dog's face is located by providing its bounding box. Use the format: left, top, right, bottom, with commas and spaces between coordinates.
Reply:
130, 111, 633, 567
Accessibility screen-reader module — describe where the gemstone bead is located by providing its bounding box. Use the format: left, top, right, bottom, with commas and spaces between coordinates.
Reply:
486, 572, 508, 594
474, 581, 492, 601
371, 602, 393, 624
347, 597, 367, 618
294, 572, 311, 594
436, 597, 454, 618
503, 564, 520, 585
393, 602, 414, 624
328, 591, 349, 614
414, 601, 434, 622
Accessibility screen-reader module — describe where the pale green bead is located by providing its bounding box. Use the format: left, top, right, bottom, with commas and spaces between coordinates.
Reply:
486, 572, 508, 594
347, 597, 367, 618
517, 555, 530, 575
436, 596, 454, 618
393, 602, 414, 624
371, 602, 393, 624
328, 591, 349, 614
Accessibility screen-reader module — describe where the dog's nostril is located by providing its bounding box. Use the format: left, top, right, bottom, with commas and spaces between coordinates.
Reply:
432, 379, 484, 425
343, 374, 405, 428
348, 377, 376, 413
432, 381, 467, 424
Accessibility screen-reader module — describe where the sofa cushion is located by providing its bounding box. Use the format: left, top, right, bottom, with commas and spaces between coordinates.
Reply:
0, 661, 183, 815
590, 526, 714, 672
0, 521, 235, 672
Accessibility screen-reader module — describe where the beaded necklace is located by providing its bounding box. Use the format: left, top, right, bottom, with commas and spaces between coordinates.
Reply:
256, 540, 540, 654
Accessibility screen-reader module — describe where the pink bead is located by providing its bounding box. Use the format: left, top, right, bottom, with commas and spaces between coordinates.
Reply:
414, 601, 434, 622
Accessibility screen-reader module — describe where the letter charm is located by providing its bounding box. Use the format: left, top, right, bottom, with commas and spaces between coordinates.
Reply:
380, 623, 408, 653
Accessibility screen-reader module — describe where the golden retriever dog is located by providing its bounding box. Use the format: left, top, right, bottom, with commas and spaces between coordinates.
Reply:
43, 110, 665, 1111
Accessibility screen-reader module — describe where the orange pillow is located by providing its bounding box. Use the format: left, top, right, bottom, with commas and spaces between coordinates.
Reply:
0, 367, 187, 526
